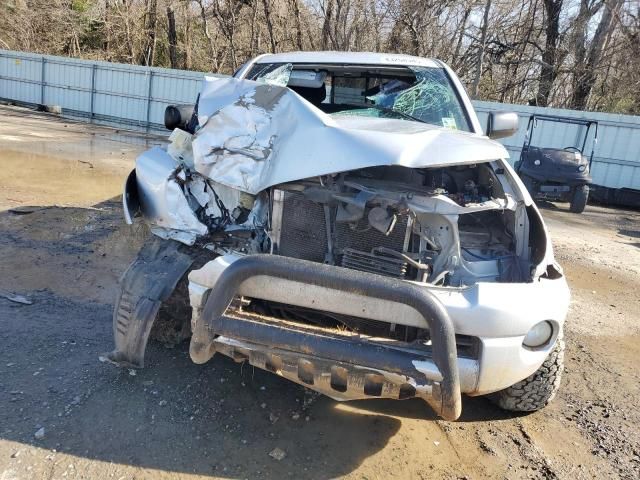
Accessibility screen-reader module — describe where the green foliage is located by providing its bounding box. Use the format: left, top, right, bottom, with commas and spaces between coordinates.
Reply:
71, 0, 92, 13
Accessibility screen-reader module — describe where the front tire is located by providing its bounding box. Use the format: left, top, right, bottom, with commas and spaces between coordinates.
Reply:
149, 275, 192, 345
149, 246, 213, 346
569, 184, 589, 213
490, 335, 565, 412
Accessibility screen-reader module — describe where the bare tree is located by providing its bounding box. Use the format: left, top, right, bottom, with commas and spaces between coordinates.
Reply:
471, 0, 492, 98
139, 0, 158, 66
536, 0, 563, 106
262, 0, 277, 53
289, 0, 304, 50
1, 0, 638, 114
570, 0, 624, 109
193, 0, 219, 72
166, 4, 179, 68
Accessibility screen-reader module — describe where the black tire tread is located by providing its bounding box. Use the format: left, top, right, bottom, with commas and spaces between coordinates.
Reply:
149, 274, 192, 345
570, 185, 589, 213
490, 335, 565, 412
149, 244, 213, 346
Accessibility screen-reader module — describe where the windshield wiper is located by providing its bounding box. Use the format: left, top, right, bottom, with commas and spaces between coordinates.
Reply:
344, 103, 424, 124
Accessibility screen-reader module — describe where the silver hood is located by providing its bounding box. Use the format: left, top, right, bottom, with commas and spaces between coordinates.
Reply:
191, 77, 509, 195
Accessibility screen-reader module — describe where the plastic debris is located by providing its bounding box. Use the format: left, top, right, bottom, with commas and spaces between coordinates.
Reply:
268, 447, 286, 461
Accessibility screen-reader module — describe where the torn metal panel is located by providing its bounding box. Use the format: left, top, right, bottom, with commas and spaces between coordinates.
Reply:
167, 128, 194, 168
191, 76, 508, 195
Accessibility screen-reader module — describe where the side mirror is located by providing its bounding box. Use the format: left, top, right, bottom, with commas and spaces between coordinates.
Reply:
164, 104, 195, 132
486, 112, 518, 139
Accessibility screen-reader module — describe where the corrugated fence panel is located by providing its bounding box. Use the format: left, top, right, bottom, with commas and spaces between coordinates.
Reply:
0, 51, 42, 103
44, 60, 93, 111
473, 100, 640, 190
1, 49, 638, 191
0, 49, 217, 129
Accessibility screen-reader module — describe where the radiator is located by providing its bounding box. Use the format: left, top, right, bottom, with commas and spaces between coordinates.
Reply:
274, 190, 410, 277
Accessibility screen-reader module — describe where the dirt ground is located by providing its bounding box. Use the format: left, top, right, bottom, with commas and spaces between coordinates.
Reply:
0, 105, 638, 480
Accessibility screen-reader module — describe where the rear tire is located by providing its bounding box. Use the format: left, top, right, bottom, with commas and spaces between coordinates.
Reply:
569, 184, 589, 213
490, 335, 564, 412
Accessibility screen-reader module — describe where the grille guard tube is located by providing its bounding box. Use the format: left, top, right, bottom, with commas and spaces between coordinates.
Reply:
193, 255, 462, 420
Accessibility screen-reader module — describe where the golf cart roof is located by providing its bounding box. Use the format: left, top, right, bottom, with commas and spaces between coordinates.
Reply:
527, 114, 598, 127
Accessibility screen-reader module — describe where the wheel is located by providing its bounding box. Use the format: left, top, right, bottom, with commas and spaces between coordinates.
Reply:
149, 274, 192, 345
149, 246, 213, 346
569, 184, 589, 213
490, 335, 564, 412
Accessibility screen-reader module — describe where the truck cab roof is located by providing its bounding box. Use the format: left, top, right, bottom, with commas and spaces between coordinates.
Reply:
252, 51, 442, 69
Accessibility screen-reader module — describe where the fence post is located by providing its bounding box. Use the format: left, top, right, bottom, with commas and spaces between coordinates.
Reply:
145, 70, 154, 131
89, 63, 97, 121
40, 56, 46, 106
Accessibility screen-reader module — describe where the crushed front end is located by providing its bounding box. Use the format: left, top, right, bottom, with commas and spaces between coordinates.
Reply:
105, 70, 570, 420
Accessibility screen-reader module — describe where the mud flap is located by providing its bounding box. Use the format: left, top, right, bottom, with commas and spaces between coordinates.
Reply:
99, 237, 195, 368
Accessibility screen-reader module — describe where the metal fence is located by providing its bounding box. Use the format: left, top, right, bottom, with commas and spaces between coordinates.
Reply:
1, 49, 639, 192
0, 49, 212, 130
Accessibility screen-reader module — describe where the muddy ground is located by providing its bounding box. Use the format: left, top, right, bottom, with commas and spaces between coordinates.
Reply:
0, 105, 638, 480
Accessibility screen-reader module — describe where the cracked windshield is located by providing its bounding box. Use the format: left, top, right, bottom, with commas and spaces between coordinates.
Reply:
248, 64, 471, 131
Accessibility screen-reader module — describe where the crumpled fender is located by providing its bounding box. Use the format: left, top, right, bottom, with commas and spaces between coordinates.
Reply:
99, 237, 195, 368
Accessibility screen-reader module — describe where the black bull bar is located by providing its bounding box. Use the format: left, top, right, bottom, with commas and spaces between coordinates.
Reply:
190, 255, 462, 421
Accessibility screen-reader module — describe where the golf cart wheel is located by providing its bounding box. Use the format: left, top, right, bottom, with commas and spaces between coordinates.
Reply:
490, 335, 565, 412
569, 185, 589, 213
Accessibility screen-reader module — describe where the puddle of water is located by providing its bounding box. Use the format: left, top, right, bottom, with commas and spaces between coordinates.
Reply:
0, 106, 167, 210
0, 148, 137, 210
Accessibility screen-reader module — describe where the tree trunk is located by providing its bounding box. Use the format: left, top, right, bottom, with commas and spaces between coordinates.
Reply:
250, 0, 258, 56
471, 0, 492, 98
570, 0, 623, 110
103, 0, 110, 59
167, 5, 178, 69
183, 2, 192, 70
289, 0, 304, 50
452, 7, 471, 70
536, 0, 563, 106
262, 0, 277, 53
322, 0, 334, 49
139, 0, 158, 66
196, 0, 218, 72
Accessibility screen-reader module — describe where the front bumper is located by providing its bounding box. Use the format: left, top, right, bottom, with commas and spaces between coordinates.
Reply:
190, 255, 462, 420
189, 253, 570, 417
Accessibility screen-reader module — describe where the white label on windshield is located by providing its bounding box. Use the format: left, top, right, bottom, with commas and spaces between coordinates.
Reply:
442, 117, 457, 129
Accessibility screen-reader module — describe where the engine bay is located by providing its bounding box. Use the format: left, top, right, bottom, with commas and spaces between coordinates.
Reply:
181, 161, 530, 288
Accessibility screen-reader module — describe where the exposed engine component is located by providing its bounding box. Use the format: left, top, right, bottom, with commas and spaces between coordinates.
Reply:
341, 248, 408, 279
261, 163, 523, 287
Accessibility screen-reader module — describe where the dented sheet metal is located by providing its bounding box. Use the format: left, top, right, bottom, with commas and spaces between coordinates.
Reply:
191, 76, 508, 195
136, 147, 207, 245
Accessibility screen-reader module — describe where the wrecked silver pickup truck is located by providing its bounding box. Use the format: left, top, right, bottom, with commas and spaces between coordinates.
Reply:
103, 52, 569, 421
